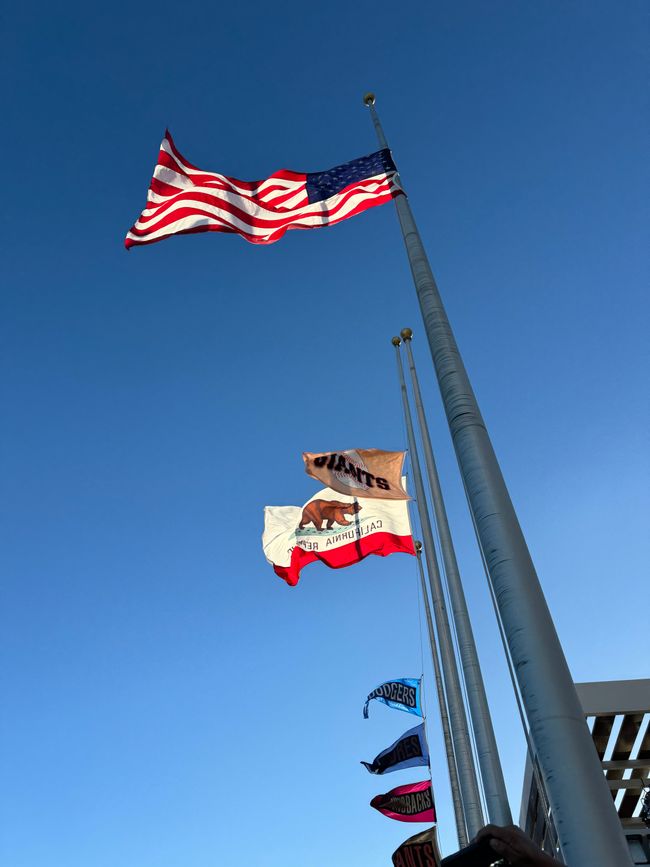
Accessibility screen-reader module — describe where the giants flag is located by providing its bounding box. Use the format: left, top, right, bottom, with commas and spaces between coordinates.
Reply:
262, 485, 414, 586
392, 828, 441, 867
303, 449, 409, 500
125, 131, 402, 248
370, 780, 436, 824
363, 678, 422, 719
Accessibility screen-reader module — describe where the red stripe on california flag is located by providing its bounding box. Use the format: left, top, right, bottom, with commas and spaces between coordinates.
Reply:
273, 532, 415, 587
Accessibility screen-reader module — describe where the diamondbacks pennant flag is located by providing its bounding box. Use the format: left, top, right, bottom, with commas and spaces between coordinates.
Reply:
392, 828, 442, 867
263, 485, 414, 586
361, 723, 429, 775
125, 131, 402, 248
303, 449, 409, 500
370, 780, 436, 823
363, 678, 422, 719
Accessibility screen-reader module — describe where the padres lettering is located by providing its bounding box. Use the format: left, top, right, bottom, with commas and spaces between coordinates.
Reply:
313, 453, 390, 491
374, 735, 422, 773
368, 681, 417, 709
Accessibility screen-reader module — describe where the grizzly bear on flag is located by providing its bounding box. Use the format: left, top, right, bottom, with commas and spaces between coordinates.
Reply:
299, 499, 362, 531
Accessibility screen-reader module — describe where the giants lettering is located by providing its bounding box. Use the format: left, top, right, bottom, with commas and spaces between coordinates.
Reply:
392, 843, 438, 867
311, 453, 392, 491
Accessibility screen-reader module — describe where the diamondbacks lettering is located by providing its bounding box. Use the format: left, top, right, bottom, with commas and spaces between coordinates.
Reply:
382, 788, 433, 816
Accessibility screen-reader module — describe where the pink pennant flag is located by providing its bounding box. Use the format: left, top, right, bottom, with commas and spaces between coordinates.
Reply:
370, 780, 436, 823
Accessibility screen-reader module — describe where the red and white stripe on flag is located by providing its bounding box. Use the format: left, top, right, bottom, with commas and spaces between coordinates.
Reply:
263, 485, 414, 586
125, 131, 401, 248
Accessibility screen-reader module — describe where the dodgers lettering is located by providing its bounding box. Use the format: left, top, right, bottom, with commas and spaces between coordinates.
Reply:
368, 681, 417, 709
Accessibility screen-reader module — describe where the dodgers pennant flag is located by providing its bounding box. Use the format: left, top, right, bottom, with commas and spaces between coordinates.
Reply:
263, 485, 414, 586
363, 678, 422, 719
125, 131, 402, 248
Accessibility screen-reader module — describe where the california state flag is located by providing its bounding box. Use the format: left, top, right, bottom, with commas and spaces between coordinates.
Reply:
263, 484, 414, 586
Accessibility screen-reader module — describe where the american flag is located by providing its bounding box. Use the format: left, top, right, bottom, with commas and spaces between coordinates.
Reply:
124, 131, 402, 248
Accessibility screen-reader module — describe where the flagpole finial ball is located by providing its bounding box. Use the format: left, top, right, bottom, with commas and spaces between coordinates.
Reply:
391, 336, 401, 347
400, 328, 413, 341
415, 540, 423, 553
363, 92, 376, 106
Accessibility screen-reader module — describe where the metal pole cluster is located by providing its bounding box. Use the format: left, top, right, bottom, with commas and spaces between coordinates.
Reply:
394, 337, 485, 840
370, 94, 632, 866
402, 329, 512, 827
415, 540, 468, 847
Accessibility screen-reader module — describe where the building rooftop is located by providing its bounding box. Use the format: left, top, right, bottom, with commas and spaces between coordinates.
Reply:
519, 678, 650, 864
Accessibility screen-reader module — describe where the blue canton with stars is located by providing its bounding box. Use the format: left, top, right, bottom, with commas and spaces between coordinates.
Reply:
306, 149, 396, 204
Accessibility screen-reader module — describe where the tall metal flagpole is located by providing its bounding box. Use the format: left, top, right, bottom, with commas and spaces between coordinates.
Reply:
402, 327, 512, 827
371, 96, 631, 865
415, 539, 468, 847
393, 336, 485, 839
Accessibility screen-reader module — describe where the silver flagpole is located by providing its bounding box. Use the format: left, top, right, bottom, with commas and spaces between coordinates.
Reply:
393, 336, 485, 839
402, 327, 512, 827
415, 539, 468, 847
371, 96, 631, 865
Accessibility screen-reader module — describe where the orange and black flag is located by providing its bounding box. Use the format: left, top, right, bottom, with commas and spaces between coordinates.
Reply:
303, 448, 409, 500
392, 827, 441, 867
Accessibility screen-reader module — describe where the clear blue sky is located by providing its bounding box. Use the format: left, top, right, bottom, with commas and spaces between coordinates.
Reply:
1, 2, 647, 865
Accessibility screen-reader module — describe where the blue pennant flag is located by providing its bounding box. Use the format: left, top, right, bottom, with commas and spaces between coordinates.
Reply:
361, 723, 429, 775
363, 678, 422, 719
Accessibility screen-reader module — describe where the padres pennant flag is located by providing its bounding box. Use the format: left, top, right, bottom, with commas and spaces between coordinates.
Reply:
363, 678, 422, 719
263, 485, 414, 586
361, 723, 429, 775
370, 780, 436, 823
303, 449, 409, 500
392, 828, 442, 867
125, 131, 401, 248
